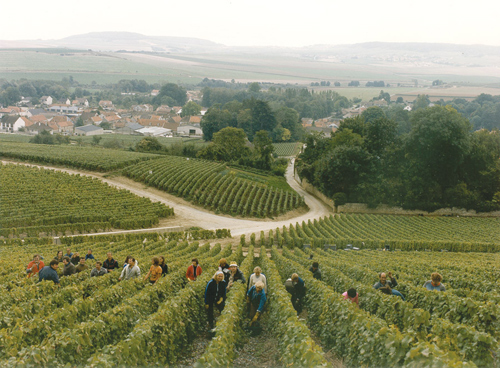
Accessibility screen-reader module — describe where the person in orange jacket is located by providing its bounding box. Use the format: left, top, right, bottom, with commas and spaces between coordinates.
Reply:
186, 258, 202, 281
27, 254, 44, 278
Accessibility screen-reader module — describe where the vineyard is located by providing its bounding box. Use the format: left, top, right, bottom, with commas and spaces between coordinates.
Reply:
0, 141, 160, 171
273, 142, 302, 157
272, 214, 500, 252
0, 164, 173, 237
122, 157, 305, 218
1, 230, 497, 366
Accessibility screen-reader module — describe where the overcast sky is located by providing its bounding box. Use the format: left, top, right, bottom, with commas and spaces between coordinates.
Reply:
2, 0, 500, 47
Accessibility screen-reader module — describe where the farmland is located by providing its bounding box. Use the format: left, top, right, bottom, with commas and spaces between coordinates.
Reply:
1, 230, 498, 366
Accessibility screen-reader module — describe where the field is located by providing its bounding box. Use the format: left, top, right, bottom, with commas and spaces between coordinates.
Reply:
1, 229, 498, 366
273, 142, 302, 157
275, 214, 500, 251
0, 164, 173, 237
123, 157, 305, 218
0, 141, 161, 171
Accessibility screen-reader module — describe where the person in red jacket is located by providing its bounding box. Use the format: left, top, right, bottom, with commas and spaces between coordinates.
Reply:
186, 258, 202, 281
27, 254, 44, 278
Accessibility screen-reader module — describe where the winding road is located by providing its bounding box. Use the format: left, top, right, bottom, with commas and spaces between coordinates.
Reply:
3, 159, 332, 238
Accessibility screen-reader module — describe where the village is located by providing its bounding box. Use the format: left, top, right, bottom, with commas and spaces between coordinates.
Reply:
0, 87, 415, 139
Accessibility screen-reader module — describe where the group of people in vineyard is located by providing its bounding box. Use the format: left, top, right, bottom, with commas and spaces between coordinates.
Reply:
31, 247, 169, 285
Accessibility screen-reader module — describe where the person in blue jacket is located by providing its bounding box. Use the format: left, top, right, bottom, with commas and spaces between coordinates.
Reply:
204, 270, 227, 329
247, 281, 266, 325
38, 260, 60, 284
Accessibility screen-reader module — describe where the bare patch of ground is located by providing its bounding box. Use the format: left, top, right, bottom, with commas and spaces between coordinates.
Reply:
174, 330, 213, 367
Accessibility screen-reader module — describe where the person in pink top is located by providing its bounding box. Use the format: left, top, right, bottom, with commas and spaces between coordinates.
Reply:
343, 288, 359, 306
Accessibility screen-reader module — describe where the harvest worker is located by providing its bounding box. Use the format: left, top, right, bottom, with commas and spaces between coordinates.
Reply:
54, 251, 64, 263
247, 266, 267, 292
103, 252, 119, 272
343, 288, 359, 306
27, 254, 45, 278
373, 272, 405, 300
62, 256, 76, 276
309, 262, 322, 280
38, 260, 60, 284
119, 258, 141, 281
186, 258, 202, 281
85, 249, 95, 261
423, 272, 446, 291
159, 256, 168, 276
144, 257, 163, 284
247, 281, 267, 325
226, 262, 246, 291
64, 248, 73, 258
75, 258, 88, 273
71, 252, 81, 266
91, 261, 108, 277
286, 273, 306, 315
204, 271, 227, 330
218, 258, 230, 276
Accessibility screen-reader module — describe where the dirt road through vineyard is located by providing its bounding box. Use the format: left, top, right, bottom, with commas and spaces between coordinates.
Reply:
3, 159, 332, 238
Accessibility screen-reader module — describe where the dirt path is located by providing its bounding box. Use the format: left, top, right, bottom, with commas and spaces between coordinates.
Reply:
2, 159, 332, 238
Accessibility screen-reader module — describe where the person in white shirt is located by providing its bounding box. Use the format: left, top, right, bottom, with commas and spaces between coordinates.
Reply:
247, 266, 267, 292
119, 257, 141, 280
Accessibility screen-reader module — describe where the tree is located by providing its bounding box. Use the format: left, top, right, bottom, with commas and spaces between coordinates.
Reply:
361, 106, 386, 124
405, 105, 472, 197
413, 94, 430, 110
92, 136, 102, 146
200, 105, 234, 141
252, 130, 274, 170
248, 82, 261, 94
180, 101, 202, 117
198, 127, 250, 162
396, 97, 404, 104
275, 106, 303, 142
334, 82, 341, 87
136, 137, 164, 152
156, 83, 187, 106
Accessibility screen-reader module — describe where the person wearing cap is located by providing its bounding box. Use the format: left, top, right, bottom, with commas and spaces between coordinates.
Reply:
204, 270, 227, 329
226, 262, 246, 291
247, 281, 266, 325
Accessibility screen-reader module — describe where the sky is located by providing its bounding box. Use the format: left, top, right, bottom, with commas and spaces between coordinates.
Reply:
2, 0, 500, 47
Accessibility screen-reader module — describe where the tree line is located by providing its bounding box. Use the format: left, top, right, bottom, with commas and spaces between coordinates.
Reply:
297, 105, 500, 212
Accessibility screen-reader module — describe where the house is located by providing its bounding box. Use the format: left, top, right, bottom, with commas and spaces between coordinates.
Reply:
50, 116, 74, 134
404, 106, 412, 111
151, 89, 159, 96
155, 105, 171, 114
48, 104, 79, 114
115, 122, 144, 135
91, 116, 103, 125
132, 104, 153, 112
101, 113, 121, 124
41, 96, 53, 105
28, 108, 47, 117
99, 100, 114, 110
75, 124, 104, 136
25, 122, 54, 135
177, 125, 203, 136
136, 126, 172, 137
168, 116, 182, 124
188, 116, 202, 124
30, 114, 49, 125
72, 98, 89, 107
0, 116, 27, 132
0, 107, 19, 118
171, 106, 182, 114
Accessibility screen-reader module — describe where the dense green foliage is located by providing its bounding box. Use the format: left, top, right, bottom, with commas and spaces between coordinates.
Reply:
0, 164, 173, 236
122, 156, 305, 218
0, 141, 161, 171
298, 105, 500, 212
275, 214, 500, 251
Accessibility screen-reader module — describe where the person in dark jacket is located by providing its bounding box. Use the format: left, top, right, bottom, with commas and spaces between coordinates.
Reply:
226, 262, 246, 291
288, 273, 306, 315
204, 271, 227, 329
159, 256, 168, 276
103, 252, 119, 272
85, 249, 95, 261
39, 260, 60, 284
54, 251, 64, 263
247, 281, 266, 325
309, 262, 322, 280
62, 256, 76, 276
71, 252, 81, 266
